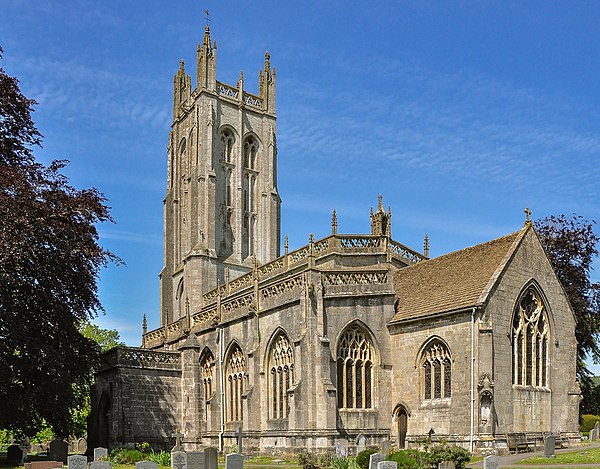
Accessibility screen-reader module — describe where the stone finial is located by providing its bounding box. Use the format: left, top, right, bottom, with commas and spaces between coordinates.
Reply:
424, 234, 430, 258
284, 234, 289, 255
309, 233, 314, 244
142, 313, 147, 335
524, 207, 532, 227
370, 195, 391, 236
225, 267, 230, 285
238, 70, 244, 88
378, 194, 384, 212
332, 209, 338, 235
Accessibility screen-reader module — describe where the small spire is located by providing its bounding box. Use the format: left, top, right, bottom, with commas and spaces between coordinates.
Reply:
331, 209, 338, 235
524, 207, 532, 227
284, 234, 289, 255
378, 194, 384, 212
225, 267, 230, 285
309, 233, 314, 244
238, 70, 244, 87
264, 51, 271, 74
142, 313, 147, 335
424, 234, 430, 258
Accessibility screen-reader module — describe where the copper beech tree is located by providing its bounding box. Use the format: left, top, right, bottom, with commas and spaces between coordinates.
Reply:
535, 214, 600, 413
0, 49, 118, 437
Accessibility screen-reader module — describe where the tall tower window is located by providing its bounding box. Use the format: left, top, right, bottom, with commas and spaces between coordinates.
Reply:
225, 344, 246, 422
336, 324, 375, 410
221, 129, 235, 163
512, 287, 549, 387
421, 339, 451, 400
243, 137, 258, 169
268, 332, 294, 419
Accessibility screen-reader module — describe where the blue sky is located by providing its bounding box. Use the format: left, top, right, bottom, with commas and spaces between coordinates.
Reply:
2, 1, 599, 373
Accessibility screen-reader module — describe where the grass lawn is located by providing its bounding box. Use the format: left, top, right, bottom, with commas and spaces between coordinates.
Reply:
517, 446, 600, 465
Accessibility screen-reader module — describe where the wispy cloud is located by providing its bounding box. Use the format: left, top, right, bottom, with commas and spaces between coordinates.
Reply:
99, 229, 162, 246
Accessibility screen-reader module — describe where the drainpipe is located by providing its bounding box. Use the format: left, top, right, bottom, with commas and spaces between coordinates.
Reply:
470, 307, 476, 453
218, 327, 225, 451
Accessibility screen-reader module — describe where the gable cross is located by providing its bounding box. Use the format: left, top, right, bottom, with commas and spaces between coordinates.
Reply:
524, 207, 532, 226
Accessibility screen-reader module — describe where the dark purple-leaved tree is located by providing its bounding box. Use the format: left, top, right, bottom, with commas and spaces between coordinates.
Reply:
0, 48, 118, 437
535, 214, 600, 413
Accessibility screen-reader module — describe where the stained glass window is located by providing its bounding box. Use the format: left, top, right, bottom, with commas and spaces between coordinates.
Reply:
336, 324, 375, 409
421, 339, 451, 400
268, 333, 294, 419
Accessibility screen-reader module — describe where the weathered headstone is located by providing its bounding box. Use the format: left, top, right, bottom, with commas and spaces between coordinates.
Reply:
225, 453, 243, 469
68, 454, 88, 469
172, 451, 188, 469
357, 435, 366, 454
136, 461, 159, 469
77, 438, 88, 454
369, 452, 385, 469
49, 440, 69, 464
381, 440, 391, 455
205, 448, 218, 469
24, 462, 63, 469
172, 431, 184, 452
483, 455, 499, 469
90, 461, 112, 469
94, 447, 109, 461
590, 428, 597, 442
377, 461, 397, 469
438, 462, 455, 469
7, 445, 26, 464
187, 451, 205, 469
337, 439, 348, 457
544, 435, 555, 458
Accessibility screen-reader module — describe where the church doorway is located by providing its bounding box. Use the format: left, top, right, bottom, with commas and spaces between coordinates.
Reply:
394, 405, 408, 449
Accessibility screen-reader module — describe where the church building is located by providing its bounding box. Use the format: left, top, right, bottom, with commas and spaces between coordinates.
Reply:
89, 27, 581, 454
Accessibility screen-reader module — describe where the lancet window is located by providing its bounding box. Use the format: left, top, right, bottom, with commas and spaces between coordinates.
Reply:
336, 324, 375, 410
421, 339, 451, 400
268, 333, 295, 419
200, 349, 215, 420
512, 287, 549, 387
243, 137, 258, 169
225, 344, 246, 422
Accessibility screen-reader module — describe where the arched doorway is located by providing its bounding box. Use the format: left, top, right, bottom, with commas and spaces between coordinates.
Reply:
394, 405, 408, 449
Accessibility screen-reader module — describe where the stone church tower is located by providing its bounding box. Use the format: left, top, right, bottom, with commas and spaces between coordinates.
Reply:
161, 26, 280, 326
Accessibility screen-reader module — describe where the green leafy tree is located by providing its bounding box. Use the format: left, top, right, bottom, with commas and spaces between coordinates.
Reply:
80, 322, 124, 352
0, 48, 118, 438
534, 214, 600, 411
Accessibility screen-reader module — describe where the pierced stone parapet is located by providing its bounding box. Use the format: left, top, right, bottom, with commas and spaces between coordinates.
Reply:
390, 240, 426, 264
323, 271, 388, 286
261, 275, 304, 300
100, 347, 180, 371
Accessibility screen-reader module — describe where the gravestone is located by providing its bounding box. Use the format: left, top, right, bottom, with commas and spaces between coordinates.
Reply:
136, 461, 159, 469
172, 451, 188, 469
236, 427, 243, 455
590, 428, 597, 442
225, 453, 244, 469
337, 439, 348, 457
187, 451, 205, 469
90, 461, 112, 469
438, 463, 455, 469
377, 461, 397, 469
49, 440, 69, 464
381, 440, 391, 455
357, 435, 366, 454
94, 447, 109, 460
77, 438, 88, 454
544, 435, 555, 458
483, 455, 499, 469
205, 447, 218, 469
369, 452, 385, 469
68, 454, 88, 469
24, 462, 63, 469
7, 445, 26, 464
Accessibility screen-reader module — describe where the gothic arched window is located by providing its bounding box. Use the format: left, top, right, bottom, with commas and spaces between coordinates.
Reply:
336, 324, 375, 410
243, 137, 258, 169
200, 349, 215, 421
421, 339, 451, 400
225, 344, 246, 422
512, 287, 549, 387
220, 129, 235, 163
268, 333, 294, 419
175, 279, 184, 320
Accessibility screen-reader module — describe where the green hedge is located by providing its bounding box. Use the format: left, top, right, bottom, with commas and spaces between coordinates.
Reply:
581, 414, 600, 433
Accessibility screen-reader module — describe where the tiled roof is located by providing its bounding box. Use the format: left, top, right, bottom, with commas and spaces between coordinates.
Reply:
390, 228, 527, 324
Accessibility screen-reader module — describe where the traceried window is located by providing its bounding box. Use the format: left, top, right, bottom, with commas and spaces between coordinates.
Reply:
512, 287, 549, 387
421, 339, 451, 400
336, 324, 375, 410
225, 344, 246, 422
200, 349, 215, 421
268, 333, 295, 419
221, 129, 235, 163
243, 136, 258, 169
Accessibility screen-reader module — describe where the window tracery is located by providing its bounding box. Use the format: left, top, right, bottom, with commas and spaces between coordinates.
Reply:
336, 324, 375, 410
225, 344, 246, 422
220, 129, 234, 163
200, 349, 215, 421
512, 287, 549, 387
421, 339, 451, 400
268, 333, 294, 419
